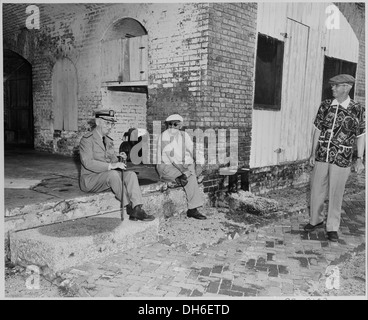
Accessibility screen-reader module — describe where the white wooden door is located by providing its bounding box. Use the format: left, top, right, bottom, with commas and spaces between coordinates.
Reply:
279, 19, 310, 163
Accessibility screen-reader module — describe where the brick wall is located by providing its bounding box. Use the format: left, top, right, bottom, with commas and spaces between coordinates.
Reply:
146, 3, 210, 150
335, 3, 365, 106
200, 2, 257, 193
4, 2, 256, 166
249, 161, 312, 195
101, 89, 147, 153
3, 3, 213, 156
3, 3, 364, 195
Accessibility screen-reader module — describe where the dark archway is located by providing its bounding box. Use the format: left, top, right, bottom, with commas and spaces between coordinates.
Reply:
3, 49, 34, 148
102, 17, 147, 41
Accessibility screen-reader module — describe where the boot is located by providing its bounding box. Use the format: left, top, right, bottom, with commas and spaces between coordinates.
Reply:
129, 205, 155, 221
126, 203, 133, 216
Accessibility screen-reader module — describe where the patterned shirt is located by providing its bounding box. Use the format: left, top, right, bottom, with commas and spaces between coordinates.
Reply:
313, 97, 365, 168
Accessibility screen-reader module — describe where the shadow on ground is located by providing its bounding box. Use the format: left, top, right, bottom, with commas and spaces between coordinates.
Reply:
39, 217, 122, 237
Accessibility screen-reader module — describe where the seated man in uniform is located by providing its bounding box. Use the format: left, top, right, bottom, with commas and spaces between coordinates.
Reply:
79, 110, 155, 222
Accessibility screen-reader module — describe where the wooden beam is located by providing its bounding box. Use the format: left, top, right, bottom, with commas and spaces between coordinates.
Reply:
101, 81, 148, 87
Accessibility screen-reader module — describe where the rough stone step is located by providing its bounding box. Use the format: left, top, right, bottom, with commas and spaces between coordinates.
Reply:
10, 211, 159, 273
5, 182, 200, 234
5, 181, 209, 264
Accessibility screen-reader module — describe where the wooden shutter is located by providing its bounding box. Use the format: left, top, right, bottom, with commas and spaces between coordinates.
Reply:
101, 35, 148, 84
101, 39, 122, 82
52, 58, 78, 131
52, 61, 63, 130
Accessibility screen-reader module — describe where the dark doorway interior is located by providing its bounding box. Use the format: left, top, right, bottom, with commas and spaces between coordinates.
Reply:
322, 56, 357, 101
3, 49, 34, 148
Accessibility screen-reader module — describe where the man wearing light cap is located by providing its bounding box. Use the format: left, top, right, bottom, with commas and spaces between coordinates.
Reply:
79, 110, 155, 221
304, 74, 365, 242
156, 114, 206, 220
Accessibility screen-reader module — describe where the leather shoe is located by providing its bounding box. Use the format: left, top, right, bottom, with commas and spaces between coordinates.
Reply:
187, 208, 207, 220
126, 203, 133, 216
327, 231, 339, 242
129, 205, 155, 221
304, 221, 324, 232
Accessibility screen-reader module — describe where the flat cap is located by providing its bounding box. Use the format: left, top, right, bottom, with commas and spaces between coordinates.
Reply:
165, 114, 183, 122
95, 110, 117, 122
329, 74, 355, 85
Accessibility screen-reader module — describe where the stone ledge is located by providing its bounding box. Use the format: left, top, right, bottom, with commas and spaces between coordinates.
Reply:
10, 211, 159, 272
5, 180, 169, 217
5, 182, 207, 234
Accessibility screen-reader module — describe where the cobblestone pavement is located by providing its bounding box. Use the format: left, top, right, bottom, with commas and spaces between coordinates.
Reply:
57, 190, 365, 299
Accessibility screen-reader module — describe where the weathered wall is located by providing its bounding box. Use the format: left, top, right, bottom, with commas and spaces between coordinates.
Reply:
3, 2, 257, 192
251, 2, 362, 170
3, 3, 364, 195
335, 2, 365, 106
3, 3, 212, 156
101, 89, 147, 153
200, 2, 257, 193
249, 161, 312, 195
248, 2, 365, 194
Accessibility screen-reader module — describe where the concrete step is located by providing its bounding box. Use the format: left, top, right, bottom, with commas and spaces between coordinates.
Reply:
5, 181, 196, 235
10, 211, 159, 272
5, 178, 209, 270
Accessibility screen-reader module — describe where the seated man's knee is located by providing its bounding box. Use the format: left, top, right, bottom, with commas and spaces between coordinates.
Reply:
107, 170, 121, 184
124, 170, 138, 180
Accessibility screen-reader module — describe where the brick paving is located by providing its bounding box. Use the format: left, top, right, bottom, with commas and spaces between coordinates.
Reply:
61, 188, 365, 298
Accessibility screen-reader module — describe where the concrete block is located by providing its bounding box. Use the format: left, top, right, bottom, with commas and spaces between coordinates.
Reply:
10, 211, 159, 272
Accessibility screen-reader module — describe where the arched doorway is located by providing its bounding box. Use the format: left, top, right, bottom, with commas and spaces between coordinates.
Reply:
3, 49, 34, 147
101, 17, 148, 84
100, 18, 149, 152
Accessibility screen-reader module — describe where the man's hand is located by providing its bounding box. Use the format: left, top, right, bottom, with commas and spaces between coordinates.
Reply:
183, 170, 192, 178
195, 164, 203, 177
354, 158, 365, 174
118, 152, 127, 161
309, 154, 316, 167
109, 162, 127, 170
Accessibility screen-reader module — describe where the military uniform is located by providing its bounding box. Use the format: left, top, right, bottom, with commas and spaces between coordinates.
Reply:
79, 114, 144, 209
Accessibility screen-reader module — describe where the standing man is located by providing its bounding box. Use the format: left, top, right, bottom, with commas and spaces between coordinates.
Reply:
79, 110, 155, 221
304, 74, 365, 241
156, 114, 207, 220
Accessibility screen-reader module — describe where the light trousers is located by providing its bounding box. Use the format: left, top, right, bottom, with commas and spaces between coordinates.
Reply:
156, 163, 204, 210
80, 170, 143, 208
310, 161, 351, 232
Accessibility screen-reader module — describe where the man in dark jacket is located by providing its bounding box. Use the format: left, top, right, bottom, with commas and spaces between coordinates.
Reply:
79, 110, 154, 221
